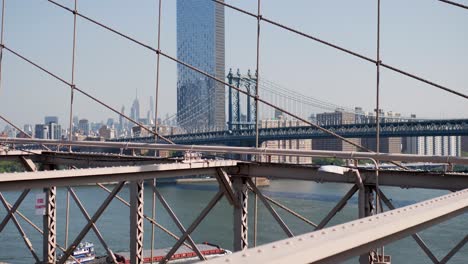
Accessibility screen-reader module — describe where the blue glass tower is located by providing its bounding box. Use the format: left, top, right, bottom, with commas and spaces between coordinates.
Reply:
177, 0, 225, 131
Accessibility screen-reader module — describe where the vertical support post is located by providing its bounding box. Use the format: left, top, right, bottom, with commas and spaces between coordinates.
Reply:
151, 0, 163, 259
375, 0, 381, 155
68, 0, 78, 150
227, 69, 233, 131
232, 177, 248, 251
0, 0, 5, 95
235, 69, 241, 130
246, 70, 252, 128
43, 187, 57, 264
130, 181, 144, 264
253, 0, 262, 247
153, 0, 162, 147
358, 185, 374, 264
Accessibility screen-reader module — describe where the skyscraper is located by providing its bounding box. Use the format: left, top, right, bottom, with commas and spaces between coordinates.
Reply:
149, 96, 154, 123
130, 97, 140, 122
177, 0, 225, 131
78, 119, 90, 136
44, 116, 58, 125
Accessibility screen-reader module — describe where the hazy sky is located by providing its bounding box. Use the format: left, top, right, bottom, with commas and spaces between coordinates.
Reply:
0, 0, 467, 129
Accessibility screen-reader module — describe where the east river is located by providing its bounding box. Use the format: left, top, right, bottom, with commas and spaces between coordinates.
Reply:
0, 179, 466, 263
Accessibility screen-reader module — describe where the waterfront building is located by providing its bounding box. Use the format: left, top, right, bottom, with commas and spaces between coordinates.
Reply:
404, 136, 461, 156
316, 109, 355, 126
177, 0, 225, 131
259, 118, 312, 164
314, 109, 359, 152
314, 108, 404, 153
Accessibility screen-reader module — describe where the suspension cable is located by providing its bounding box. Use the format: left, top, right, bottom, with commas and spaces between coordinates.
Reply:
2, 45, 174, 144
438, 0, 468, 9
209, 0, 468, 100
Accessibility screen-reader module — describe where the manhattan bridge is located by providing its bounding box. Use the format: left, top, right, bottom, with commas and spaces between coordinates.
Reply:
0, 1, 467, 264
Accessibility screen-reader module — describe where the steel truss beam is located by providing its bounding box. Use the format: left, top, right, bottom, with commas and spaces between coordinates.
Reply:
358, 186, 374, 264
236, 163, 468, 191
130, 181, 144, 264
215, 168, 238, 207
19, 156, 37, 171
43, 187, 57, 264
233, 177, 249, 251
0, 193, 40, 262
0, 189, 30, 233
152, 186, 206, 261
440, 235, 468, 264
380, 190, 467, 264
247, 178, 294, 238
67, 187, 117, 263
262, 193, 317, 228
0, 198, 80, 262
160, 191, 224, 264
0, 161, 237, 191
96, 183, 194, 249
204, 188, 468, 264
315, 185, 359, 230
4, 138, 468, 165
33, 151, 164, 168
58, 181, 125, 264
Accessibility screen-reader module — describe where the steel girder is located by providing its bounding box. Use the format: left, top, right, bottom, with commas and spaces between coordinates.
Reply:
204, 188, 468, 264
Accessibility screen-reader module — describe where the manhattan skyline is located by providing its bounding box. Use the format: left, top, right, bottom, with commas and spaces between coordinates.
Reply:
0, 0, 466, 130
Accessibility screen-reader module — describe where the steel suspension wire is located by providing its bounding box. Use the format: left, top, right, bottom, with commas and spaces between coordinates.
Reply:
154, 0, 162, 143
0, 0, 5, 96
68, 0, 78, 149
3, 45, 71, 86
65, 0, 78, 250
259, 78, 346, 111
438, 0, 468, 9
160, 51, 397, 156
0, 114, 51, 151
210, 0, 468, 100
375, 0, 383, 260
253, 0, 262, 248
72, 86, 174, 144
257, 78, 427, 121
1, 45, 174, 144
151, 0, 163, 260
379, 62, 468, 100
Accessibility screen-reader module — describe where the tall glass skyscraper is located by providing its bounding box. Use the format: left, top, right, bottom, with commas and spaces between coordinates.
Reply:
177, 0, 225, 131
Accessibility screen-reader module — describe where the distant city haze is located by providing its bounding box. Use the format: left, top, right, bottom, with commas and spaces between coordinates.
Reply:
0, 0, 467, 130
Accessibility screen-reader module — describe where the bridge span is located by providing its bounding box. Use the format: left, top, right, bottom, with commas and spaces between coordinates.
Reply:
112, 119, 468, 145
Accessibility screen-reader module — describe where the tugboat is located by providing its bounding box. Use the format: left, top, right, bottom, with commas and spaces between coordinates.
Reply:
62, 242, 96, 264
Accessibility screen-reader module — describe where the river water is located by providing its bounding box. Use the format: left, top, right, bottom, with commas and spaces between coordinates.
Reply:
0, 179, 466, 263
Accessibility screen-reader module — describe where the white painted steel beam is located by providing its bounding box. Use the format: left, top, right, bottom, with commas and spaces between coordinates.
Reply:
203, 189, 468, 264
3, 138, 468, 165
0, 149, 41, 156
0, 161, 237, 191
235, 163, 468, 191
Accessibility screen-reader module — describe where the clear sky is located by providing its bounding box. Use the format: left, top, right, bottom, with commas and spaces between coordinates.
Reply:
0, 0, 467, 129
